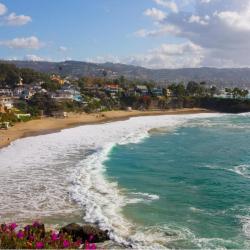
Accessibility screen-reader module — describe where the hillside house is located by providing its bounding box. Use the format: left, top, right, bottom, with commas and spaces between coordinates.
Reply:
20, 89, 35, 100
13, 86, 25, 97
104, 84, 120, 94
51, 90, 83, 103
151, 87, 163, 96
50, 75, 65, 85
0, 88, 13, 97
165, 88, 173, 97
135, 85, 149, 96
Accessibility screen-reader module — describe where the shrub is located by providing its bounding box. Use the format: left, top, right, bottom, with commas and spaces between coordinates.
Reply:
0, 222, 96, 249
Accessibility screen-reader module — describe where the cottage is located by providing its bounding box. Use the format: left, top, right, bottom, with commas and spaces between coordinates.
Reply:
104, 84, 120, 94
135, 85, 148, 96
151, 87, 163, 96
21, 89, 35, 100
0, 88, 13, 97
61, 84, 81, 95
50, 75, 65, 85
51, 91, 74, 101
165, 88, 173, 97
13, 86, 25, 97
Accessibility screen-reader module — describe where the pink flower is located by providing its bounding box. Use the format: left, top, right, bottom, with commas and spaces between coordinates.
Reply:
29, 235, 35, 242
89, 234, 94, 242
63, 239, 70, 248
32, 221, 40, 228
17, 230, 25, 239
89, 243, 96, 250
85, 241, 96, 250
9, 223, 17, 230
51, 232, 59, 241
85, 241, 90, 249
35, 241, 44, 249
75, 239, 82, 247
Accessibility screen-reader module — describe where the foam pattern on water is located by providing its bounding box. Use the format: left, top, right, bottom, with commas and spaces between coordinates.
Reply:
0, 113, 220, 247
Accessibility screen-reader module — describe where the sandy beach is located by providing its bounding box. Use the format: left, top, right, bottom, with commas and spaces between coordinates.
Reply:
0, 108, 209, 149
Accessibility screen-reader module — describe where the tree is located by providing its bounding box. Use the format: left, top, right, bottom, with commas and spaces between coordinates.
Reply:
28, 93, 59, 115
186, 81, 201, 96
42, 81, 60, 92
241, 89, 249, 99
175, 83, 186, 98
20, 68, 48, 84
0, 63, 20, 87
232, 88, 241, 99
210, 86, 217, 97
102, 70, 107, 78
225, 88, 232, 97
138, 96, 151, 109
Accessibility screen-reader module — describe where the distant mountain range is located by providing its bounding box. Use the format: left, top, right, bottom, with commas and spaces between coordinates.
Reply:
2, 60, 250, 88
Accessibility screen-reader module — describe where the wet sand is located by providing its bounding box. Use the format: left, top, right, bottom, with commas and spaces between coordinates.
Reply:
0, 108, 210, 149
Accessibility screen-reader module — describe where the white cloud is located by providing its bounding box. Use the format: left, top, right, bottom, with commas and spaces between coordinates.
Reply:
0, 3, 7, 15
88, 42, 204, 69
59, 46, 68, 52
132, 0, 250, 68
153, 0, 179, 13
188, 15, 209, 25
23, 54, 47, 61
86, 55, 121, 64
0, 36, 44, 49
200, 0, 211, 3
128, 42, 204, 68
215, 4, 250, 31
134, 24, 180, 37
5, 12, 32, 26
144, 8, 167, 21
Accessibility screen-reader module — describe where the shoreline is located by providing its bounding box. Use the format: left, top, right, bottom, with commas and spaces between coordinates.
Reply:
0, 108, 210, 149
0, 110, 221, 248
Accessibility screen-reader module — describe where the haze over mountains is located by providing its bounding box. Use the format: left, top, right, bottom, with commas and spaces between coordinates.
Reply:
3, 60, 250, 88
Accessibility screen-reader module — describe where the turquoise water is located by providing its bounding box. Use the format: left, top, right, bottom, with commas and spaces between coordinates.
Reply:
105, 114, 250, 248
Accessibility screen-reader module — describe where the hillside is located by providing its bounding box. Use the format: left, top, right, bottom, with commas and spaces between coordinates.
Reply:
2, 60, 250, 88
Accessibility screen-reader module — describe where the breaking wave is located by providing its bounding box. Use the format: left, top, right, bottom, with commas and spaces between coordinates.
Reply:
0, 113, 222, 248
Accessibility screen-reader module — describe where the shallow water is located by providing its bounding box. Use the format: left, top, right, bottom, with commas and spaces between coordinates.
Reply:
105, 114, 250, 248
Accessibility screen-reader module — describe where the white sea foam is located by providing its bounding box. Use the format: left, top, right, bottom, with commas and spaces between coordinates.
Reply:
204, 164, 250, 179
126, 192, 160, 204
189, 207, 204, 213
231, 165, 250, 179
0, 113, 221, 247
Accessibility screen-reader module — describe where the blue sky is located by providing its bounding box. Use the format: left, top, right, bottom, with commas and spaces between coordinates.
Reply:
1, 0, 250, 68
0, 0, 171, 60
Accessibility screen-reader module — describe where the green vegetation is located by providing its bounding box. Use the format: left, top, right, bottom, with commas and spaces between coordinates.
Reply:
0, 63, 50, 88
0, 62, 250, 126
225, 88, 249, 99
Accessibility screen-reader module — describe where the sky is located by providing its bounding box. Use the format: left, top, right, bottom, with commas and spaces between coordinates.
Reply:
0, 0, 250, 69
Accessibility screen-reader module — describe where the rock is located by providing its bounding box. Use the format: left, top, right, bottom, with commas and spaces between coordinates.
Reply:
82, 224, 109, 243
60, 223, 109, 243
165, 231, 177, 237
60, 223, 83, 241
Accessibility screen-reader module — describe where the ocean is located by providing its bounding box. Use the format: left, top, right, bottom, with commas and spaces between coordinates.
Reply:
0, 113, 250, 248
